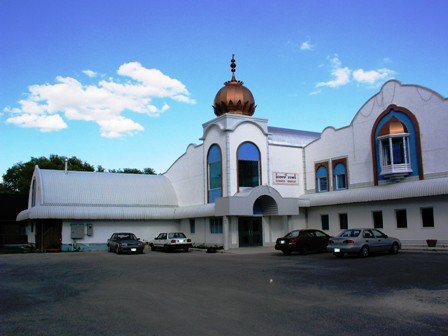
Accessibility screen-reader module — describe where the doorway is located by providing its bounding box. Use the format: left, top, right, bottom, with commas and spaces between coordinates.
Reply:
238, 217, 262, 247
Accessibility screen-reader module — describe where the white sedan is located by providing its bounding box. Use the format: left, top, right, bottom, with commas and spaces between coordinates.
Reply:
327, 228, 401, 258
150, 232, 193, 252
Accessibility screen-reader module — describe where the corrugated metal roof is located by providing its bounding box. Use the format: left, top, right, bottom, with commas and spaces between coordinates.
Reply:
38, 169, 178, 207
298, 178, 448, 207
17, 203, 215, 221
268, 126, 320, 147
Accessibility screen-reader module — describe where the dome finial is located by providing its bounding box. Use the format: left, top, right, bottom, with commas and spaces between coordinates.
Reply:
230, 54, 236, 81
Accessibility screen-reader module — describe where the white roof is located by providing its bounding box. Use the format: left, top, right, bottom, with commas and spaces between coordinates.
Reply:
268, 127, 320, 147
36, 169, 178, 206
298, 178, 448, 207
17, 167, 187, 221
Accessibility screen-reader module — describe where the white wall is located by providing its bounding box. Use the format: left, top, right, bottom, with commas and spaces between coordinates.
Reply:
305, 196, 448, 245
165, 143, 206, 206
61, 220, 179, 247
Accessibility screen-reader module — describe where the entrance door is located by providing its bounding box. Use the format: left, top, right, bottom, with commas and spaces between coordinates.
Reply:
238, 218, 262, 247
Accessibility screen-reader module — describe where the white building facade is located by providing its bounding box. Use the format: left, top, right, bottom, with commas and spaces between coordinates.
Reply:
18, 57, 448, 251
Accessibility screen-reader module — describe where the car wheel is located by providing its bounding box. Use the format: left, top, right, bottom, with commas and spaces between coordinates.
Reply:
164, 245, 171, 253
107, 245, 112, 252
359, 246, 369, 258
115, 246, 120, 254
334, 252, 344, 258
183, 247, 189, 252
150, 244, 156, 251
390, 243, 399, 254
282, 249, 291, 255
299, 246, 309, 255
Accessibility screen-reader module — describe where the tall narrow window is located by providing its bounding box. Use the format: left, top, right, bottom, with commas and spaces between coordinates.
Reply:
316, 164, 328, 192
333, 161, 347, 190
372, 211, 383, 229
189, 219, 196, 234
238, 142, 260, 190
339, 213, 348, 230
421, 207, 434, 228
395, 209, 407, 228
208, 144, 222, 203
31, 178, 36, 207
321, 214, 329, 231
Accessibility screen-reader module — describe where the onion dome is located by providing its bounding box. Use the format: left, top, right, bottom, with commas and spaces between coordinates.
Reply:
213, 55, 256, 116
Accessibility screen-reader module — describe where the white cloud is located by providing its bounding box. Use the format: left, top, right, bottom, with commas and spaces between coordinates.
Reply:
314, 54, 395, 92
316, 55, 351, 88
4, 62, 196, 137
353, 68, 395, 85
6, 113, 67, 132
83, 69, 97, 78
300, 40, 313, 51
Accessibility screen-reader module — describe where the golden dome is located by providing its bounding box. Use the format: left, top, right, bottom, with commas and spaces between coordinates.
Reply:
213, 55, 256, 117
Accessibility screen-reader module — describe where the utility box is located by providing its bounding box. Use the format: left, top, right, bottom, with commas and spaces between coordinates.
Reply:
71, 223, 84, 239
86, 223, 93, 236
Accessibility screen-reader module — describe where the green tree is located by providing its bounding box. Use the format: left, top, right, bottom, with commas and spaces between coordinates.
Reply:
1, 155, 94, 194
1, 155, 157, 195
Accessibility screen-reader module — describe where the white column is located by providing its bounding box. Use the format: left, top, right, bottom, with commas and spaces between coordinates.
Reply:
223, 215, 230, 250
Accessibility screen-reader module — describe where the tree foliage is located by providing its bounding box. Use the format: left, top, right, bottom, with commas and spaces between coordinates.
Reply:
1, 155, 156, 195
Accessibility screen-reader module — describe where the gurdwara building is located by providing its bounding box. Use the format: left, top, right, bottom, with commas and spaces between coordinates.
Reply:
18, 56, 448, 251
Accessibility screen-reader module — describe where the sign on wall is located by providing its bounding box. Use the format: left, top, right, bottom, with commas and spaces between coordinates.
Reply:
273, 172, 298, 185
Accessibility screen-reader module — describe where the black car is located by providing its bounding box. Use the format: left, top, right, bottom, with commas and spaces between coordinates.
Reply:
107, 232, 145, 254
275, 229, 331, 255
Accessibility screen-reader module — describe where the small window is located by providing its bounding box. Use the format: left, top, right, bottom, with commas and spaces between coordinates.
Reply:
210, 217, 223, 234
321, 214, 329, 230
339, 213, 348, 230
316, 165, 328, 193
395, 209, 407, 228
372, 211, 383, 229
190, 219, 196, 234
333, 161, 347, 190
421, 207, 434, 228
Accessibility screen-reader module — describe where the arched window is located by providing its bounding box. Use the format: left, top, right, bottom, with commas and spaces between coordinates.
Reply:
333, 162, 347, 190
372, 107, 422, 183
237, 142, 260, 190
207, 144, 222, 203
316, 164, 328, 192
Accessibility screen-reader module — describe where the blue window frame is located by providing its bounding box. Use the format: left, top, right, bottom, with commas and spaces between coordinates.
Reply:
373, 108, 421, 183
316, 165, 328, 192
238, 142, 260, 189
208, 144, 222, 203
333, 162, 347, 190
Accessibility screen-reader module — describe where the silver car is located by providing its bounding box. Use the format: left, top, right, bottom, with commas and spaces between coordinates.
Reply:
327, 228, 401, 258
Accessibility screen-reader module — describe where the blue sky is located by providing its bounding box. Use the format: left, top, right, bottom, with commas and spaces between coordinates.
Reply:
1, 0, 447, 180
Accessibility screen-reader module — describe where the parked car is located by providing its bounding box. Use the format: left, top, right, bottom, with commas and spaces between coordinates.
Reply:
327, 228, 401, 258
107, 232, 145, 254
275, 229, 331, 255
150, 232, 193, 252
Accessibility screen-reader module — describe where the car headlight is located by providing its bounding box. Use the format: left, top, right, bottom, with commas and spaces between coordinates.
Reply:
120, 243, 128, 247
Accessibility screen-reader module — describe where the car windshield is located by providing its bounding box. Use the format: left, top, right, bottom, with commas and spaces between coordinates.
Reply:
339, 230, 361, 238
168, 232, 186, 239
117, 233, 137, 240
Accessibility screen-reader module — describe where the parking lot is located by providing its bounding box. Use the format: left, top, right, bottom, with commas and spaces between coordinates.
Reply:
1, 248, 448, 336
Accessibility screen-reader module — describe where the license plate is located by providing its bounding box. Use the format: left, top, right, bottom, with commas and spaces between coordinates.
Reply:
179, 239, 185, 243
131, 248, 137, 252
334, 248, 340, 252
